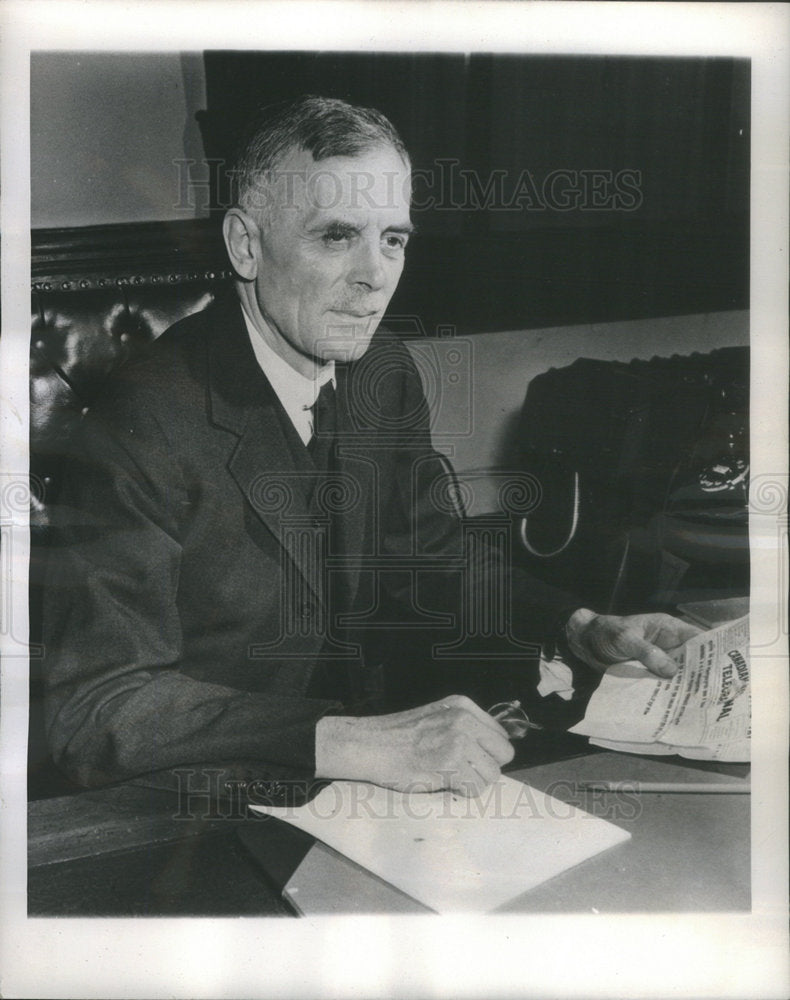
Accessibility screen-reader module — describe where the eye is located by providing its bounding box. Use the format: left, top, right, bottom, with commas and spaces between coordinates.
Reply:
382, 233, 408, 253
322, 224, 356, 246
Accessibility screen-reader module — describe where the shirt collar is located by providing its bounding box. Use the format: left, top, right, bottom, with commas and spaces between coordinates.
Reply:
240, 304, 336, 413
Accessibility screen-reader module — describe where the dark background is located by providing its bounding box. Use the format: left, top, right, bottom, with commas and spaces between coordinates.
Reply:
199, 52, 750, 335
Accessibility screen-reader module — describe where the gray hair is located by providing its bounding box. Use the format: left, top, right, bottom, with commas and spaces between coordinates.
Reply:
232, 95, 410, 216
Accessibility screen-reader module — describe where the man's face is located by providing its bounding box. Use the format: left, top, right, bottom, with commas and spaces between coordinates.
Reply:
247, 143, 412, 371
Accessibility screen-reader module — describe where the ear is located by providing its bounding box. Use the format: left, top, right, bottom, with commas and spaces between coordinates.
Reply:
223, 208, 259, 281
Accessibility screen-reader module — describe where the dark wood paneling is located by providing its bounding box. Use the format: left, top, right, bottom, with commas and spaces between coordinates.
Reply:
31, 218, 231, 290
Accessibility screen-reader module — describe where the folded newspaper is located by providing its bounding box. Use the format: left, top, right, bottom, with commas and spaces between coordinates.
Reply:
569, 615, 750, 762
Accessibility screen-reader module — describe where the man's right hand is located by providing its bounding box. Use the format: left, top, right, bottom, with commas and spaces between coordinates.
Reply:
314, 694, 515, 798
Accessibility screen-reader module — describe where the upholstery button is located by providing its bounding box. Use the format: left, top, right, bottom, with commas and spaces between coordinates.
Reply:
34, 340, 45, 351
120, 333, 129, 343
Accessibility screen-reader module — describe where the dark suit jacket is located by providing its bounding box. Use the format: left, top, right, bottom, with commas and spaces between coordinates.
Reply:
43, 294, 583, 791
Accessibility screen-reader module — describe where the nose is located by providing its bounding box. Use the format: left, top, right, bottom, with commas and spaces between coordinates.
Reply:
348, 235, 387, 292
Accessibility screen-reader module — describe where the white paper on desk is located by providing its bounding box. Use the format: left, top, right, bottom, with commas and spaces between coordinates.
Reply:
250, 775, 630, 914
588, 736, 752, 762
570, 616, 750, 761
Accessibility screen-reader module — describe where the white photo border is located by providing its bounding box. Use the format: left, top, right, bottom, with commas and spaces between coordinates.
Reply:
1, 2, 788, 998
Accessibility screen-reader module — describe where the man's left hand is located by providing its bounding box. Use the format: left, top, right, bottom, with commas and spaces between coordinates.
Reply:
565, 609, 701, 678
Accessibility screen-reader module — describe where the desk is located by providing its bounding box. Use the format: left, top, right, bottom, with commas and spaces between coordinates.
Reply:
501, 752, 749, 913
27, 784, 290, 916
29, 737, 749, 916
259, 752, 749, 915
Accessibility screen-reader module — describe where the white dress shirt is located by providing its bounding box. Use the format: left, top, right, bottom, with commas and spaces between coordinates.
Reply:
241, 306, 336, 446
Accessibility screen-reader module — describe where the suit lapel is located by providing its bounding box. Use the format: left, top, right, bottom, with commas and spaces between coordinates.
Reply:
207, 297, 318, 598
332, 361, 376, 613
205, 297, 387, 614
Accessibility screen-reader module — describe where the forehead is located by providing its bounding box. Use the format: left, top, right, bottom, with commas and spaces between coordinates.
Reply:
268, 144, 412, 222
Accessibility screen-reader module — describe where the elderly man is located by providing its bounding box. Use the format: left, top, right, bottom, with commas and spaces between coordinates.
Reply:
43, 96, 696, 799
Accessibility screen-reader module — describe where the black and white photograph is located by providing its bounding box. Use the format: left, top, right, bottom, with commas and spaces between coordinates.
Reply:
1, 2, 788, 998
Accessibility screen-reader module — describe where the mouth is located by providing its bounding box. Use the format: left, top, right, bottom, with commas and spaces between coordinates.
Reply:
328, 309, 379, 320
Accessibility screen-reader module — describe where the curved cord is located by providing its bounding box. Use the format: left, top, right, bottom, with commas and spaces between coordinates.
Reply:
436, 452, 467, 520
604, 532, 631, 613
519, 470, 580, 558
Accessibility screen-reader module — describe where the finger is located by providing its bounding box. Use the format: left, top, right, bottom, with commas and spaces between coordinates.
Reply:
618, 630, 679, 677
467, 750, 502, 787
475, 725, 516, 766
439, 693, 512, 740
447, 763, 491, 799
650, 617, 702, 647
635, 613, 702, 649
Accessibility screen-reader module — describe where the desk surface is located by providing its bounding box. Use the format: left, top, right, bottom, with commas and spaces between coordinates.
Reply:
503, 752, 749, 913
272, 752, 750, 915
28, 732, 749, 917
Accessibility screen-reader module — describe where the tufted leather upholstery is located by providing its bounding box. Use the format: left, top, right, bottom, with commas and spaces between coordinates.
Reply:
31, 281, 225, 521
30, 220, 233, 524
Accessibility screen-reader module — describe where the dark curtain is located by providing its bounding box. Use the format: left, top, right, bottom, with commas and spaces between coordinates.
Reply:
200, 52, 749, 335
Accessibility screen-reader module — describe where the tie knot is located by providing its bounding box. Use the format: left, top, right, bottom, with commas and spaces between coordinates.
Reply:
308, 381, 337, 470
311, 381, 336, 439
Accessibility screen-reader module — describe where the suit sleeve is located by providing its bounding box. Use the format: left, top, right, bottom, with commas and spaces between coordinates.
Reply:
374, 339, 597, 724
42, 386, 341, 792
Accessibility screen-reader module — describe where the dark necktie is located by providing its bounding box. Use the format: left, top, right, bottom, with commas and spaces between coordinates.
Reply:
307, 380, 337, 471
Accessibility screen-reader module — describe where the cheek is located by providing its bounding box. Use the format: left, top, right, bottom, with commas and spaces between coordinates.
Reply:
256, 256, 299, 313
386, 258, 406, 294
261, 243, 332, 301
298, 258, 344, 303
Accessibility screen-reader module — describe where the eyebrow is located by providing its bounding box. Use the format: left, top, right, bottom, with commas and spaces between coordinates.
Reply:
305, 218, 417, 237
384, 222, 417, 236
